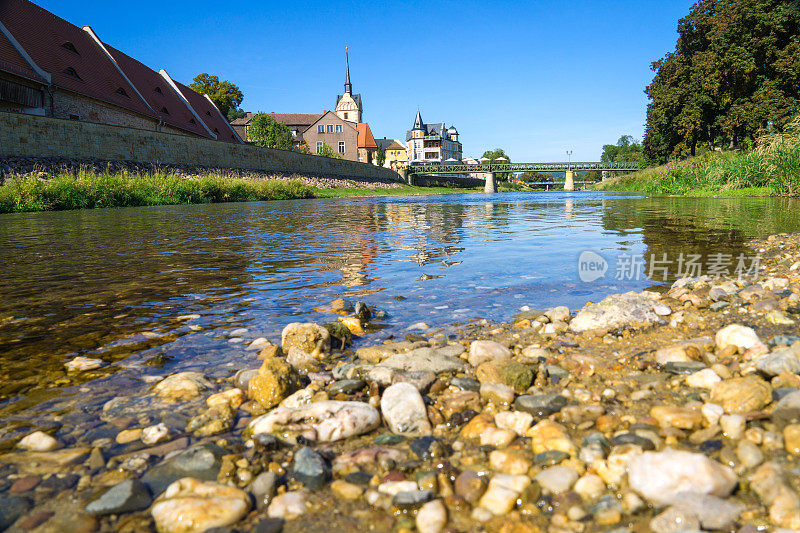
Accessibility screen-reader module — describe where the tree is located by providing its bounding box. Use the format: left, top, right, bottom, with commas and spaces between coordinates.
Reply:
519, 171, 551, 183
297, 142, 311, 154
601, 135, 644, 163
376, 141, 386, 167
189, 73, 243, 121
247, 113, 293, 150
643, 0, 800, 163
317, 142, 342, 159
227, 107, 246, 122
481, 148, 512, 181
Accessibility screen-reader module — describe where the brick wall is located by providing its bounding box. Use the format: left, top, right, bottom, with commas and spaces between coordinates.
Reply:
52, 91, 157, 131
0, 111, 402, 181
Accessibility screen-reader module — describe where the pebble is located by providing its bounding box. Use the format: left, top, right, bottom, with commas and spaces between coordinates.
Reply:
685, 368, 721, 388
251, 471, 277, 509
248, 354, 301, 409
65, 356, 103, 372
478, 474, 531, 516
17, 431, 61, 452
514, 394, 567, 417
330, 479, 363, 500
669, 492, 743, 530
291, 446, 330, 489
736, 439, 764, 468
783, 424, 800, 454
715, 324, 767, 354
479, 382, 515, 405
495, 410, 534, 435
116, 428, 143, 444
569, 291, 669, 333
454, 470, 487, 503
710, 376, 772, 414
281, 322, 331, 357
141, 423, 170, 445
489, 449, 532, 475
573, 473, 605, 501
85, 479, 152, 516
416, 499, 447, 533
627, 450, 737, 505
468, 340, 511, 366
151, 478, 251, 533
756, 347, 800, 376
535, 465, 579, 494
650, 405, 702, 429
380, 348, 467, 374
250, 400, 380, 443
720, 414, 745, 439
153, 372, 213, 401
381, 382, 432, 435
476, 359, 534, 392
528, 420, 576, 454
650, 506, 700, 533
267, 491, 307, 520
0, 495, 32, 530
392, 489, 434, 509
751, 462, 800, 529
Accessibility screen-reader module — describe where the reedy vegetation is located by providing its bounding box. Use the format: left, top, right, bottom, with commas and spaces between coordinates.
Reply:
0, 171, 313, 213
597, 117, 800, 195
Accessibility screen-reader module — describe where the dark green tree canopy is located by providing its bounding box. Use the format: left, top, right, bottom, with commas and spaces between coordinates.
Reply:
481, 148, 512, 180
643, 0, 800, 162
376, 142, 386, 167
189, 73, 244, 122
601, 136, 644, 163
247, 113, 293, 150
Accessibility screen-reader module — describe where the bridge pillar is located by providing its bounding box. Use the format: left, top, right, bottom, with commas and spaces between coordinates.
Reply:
564, 170, 575, 191
484, 172, 497, 193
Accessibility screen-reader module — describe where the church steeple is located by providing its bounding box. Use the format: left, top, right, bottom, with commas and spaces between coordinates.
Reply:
412, 109, 424, 130
344, 47, 352, 95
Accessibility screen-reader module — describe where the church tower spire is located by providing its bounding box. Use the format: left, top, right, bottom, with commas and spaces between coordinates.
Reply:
344, 47, 352, 95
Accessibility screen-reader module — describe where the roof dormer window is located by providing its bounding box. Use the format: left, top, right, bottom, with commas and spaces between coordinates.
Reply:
62, 67, 81, 80
115, 87, 129, 97
160, 106, 169, 115
206, 111, 211, 116
190, 118, 196, 124
61, 42, 78, 54
154, 86, 163, 94
214, 128, 219, 133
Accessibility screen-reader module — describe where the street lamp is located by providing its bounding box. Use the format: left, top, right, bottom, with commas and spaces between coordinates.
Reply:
566, 150, 573, 171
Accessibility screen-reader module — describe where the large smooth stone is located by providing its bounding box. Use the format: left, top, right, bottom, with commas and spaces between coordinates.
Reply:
141, 444, 222, 496
468, 340, 511, 367
710, 376, 771, 414
628, 450, 737, 505
381, 383, 432, 435
85, 479, 151, 516
569, 292, 670, 333
151, 477, 250, 533
153, 372, 213, 401
281, 323, 331, 358
249, 400, 380, 443
379, 348, 467, 374
291, 447, 330, 490
248, 355, 301, 409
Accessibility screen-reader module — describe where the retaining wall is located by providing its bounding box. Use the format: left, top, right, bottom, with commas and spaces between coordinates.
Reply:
0, 111, 402, 181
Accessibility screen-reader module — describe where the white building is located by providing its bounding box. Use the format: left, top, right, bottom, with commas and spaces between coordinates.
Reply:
405, 110, 462, 164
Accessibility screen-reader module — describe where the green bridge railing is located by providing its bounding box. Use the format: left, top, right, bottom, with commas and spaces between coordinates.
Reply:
407, 161, 640, 174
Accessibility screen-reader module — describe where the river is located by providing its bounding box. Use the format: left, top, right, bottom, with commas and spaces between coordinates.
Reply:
1, 190, 799, 430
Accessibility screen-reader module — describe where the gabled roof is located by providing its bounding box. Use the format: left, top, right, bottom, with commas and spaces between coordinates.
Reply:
357, 122, 377, 149
335, 92, 362, 110
307, 110, 356, 130
0, 23, 46, 82
102, 43, 211, 139
231, 112, 323, 128
374, 138, 404, 151
0, 0, 157, 119
172, 77, 242, 143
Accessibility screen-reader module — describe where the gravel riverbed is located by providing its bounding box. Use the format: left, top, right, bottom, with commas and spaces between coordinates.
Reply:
3, 233, 800, 532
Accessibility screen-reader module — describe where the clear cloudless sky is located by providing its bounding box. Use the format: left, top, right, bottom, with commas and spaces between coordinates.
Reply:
37, 0, 695, 161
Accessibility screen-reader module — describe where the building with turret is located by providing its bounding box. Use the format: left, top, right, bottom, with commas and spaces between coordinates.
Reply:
405, 110, 462, 163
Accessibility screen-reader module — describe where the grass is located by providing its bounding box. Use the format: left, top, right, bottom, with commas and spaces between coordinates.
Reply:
0, 171, 314, 213
595, 117, 800, 196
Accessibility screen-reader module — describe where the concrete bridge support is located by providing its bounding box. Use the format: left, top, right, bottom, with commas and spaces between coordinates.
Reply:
484, 172, 497, 193
564, 170, 575, 191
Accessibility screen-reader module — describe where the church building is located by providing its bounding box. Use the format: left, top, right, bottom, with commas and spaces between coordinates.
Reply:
335, 49, 362, 124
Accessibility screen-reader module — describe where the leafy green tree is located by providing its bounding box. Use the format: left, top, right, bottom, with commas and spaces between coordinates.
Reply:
519, 171, 551, 183
376, 142, 386, 166
189, 73, 243, 121
227, 107, 246, 122
247, 113, 293, 150
601, 136, 644, 163
481, 148, 512, 181
643, 0, 800, 163
318, 142, 342, 159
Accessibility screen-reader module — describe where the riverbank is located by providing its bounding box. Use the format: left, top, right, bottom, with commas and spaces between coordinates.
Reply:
3, 230, 800, 531
596, 119, 800, 196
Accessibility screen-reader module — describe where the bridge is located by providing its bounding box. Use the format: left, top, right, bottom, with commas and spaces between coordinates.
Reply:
404, 161, 640, 192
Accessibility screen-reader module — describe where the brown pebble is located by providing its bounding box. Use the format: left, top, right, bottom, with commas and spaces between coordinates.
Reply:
18, 511, 55, 530
10, 475, 41, 493
382, 471, 406, 483
454, 470, 487, 503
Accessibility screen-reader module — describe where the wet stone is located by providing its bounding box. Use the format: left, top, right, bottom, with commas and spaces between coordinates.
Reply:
85, 479, 152, 516
0, 495, 31, 530
38, 473, 79, 494
393, 371, 436, 393
663, 361, 707, 375
254, 517, 285, 533
328, 379, 366, 395
450, 377, 480, 392
374, 434, 404, 445
141, 443, 222, 496
770, 335, 800, 347
514, 394, 567, 417
251, 471, 277, 509
345, 471, 374, 486
611, 433, 655, 450
533, 450, 569, 466
393, 489, 434, 510
543, 365, 569, 380
291, 447, 330, 490
410, 436, 443, 460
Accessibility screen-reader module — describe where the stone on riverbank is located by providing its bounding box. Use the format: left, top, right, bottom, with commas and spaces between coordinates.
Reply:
569, 291, 670, 333
248, 355, 301, 409
151, 477, 251, 533
17, 431, 61, 452
381, 382, 432, 435
710, 376, 772, 414
153, 372, 213, 401
141, 444, 223, 496
628, 450, 737, 505
65, 356, 103, 372
281, 322, 331, 358
291, 447, 330, 490
751, 462, 800, 529
715, 324, 767, 354
249, 400, 380, 443
468, 340, 511, 367
379, 348, 467, 374
85, 479, 151, 516
476, 360, 533, 393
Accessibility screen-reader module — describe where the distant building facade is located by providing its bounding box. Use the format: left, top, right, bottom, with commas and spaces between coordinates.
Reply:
0, 0, 241, 142
357, 122, 377, 164
302, 110, 358, 160
375, 138, 408, 170
231, 112, 323, 148
405, 110, 462, 163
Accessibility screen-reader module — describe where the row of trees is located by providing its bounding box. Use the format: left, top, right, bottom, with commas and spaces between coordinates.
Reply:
643, 0, 800, 162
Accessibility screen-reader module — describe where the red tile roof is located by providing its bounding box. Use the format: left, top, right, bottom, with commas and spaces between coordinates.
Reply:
231, 112, 324, 128
0, 0, 157, 119
0, 28, 44, 82
102, 43, 211, 139
173, 78, 241, 143
357, 122, 377, 149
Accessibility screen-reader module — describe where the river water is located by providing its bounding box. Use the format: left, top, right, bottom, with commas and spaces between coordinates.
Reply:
1, 191, 799, 429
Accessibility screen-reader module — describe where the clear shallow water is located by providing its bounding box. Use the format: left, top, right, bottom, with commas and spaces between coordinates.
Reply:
1, 191, 799, 419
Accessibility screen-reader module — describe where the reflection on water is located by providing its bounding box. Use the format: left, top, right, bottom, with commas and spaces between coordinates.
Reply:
1, 192, 799, 416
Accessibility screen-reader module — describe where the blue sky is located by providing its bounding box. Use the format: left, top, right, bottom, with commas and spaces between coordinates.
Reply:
38, 0, 694, 161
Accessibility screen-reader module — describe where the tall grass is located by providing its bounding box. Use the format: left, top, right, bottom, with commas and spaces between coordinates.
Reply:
596, 117, 800, 196
0, 171, 313, 213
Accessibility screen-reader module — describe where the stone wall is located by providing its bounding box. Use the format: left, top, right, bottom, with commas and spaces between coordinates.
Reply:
0, 111, 402, 181
414, 174, 484, 188
51, 91, 156, 131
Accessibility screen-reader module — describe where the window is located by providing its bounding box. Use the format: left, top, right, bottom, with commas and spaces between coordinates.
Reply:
335, 124, 343, 133
68, 114, 79, 120
115, 87, 129, 97
61, 42, 78, 54
316, 141, 323, 154
154, 86, 163, 94
214, 128, 219, 134
338, 141, 345, 154
160, 106, 169, 115
62, 67, 81, 80
327, 124, 333, 133
344, 112, 348, 120
318, 125, 324, 133
190, 118, 196, 124
291, 130, 298, 136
